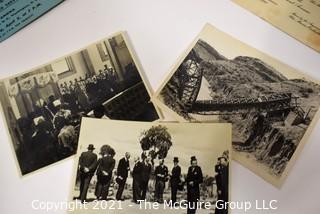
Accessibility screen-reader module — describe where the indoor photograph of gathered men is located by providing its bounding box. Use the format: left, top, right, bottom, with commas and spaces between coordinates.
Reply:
0, 32, 159, 176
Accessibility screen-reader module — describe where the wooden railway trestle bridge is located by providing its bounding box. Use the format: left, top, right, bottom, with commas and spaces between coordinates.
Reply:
174, 50, 309, 122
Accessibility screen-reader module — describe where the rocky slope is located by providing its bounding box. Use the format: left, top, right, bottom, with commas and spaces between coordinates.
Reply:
161, 39, 320, 176
194, 40, 320, 176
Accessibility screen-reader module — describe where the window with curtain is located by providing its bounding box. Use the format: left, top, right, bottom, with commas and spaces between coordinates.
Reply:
51, 57, 75, 78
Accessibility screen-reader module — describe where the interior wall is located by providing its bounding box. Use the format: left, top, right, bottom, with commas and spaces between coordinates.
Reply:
2, 40, 131, 120
3, 81, 21, 119
57, 52, 90, 84
0, 83, 19, 149
115, 44, 134, 73
113, 35, 134, 73
86, 45, 106, 74
105, 39, 122, 80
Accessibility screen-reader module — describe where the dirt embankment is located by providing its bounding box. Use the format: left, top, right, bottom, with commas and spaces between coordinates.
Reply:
194, 40, 320, 175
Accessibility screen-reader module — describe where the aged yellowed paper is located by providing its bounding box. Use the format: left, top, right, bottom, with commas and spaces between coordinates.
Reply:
69, 118, 231, 213
0, 31, 161, 177
154, 23, 320, 188
233, 0, 320, 53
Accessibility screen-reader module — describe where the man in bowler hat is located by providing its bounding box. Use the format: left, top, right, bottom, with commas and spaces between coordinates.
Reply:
154, 159, 169, 203
170, 157, 181, 203
116, 152, 131, 200
78, 144, 98, 202
186, 156, 203, 214
215, 157, 229, 214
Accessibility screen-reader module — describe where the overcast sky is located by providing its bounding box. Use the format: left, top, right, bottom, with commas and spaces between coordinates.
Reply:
76, 118, 231, 176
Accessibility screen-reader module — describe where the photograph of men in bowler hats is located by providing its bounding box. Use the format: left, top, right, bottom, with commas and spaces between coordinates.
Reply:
71, 118, 231, 214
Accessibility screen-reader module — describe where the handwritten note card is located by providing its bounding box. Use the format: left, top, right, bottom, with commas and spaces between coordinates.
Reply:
0, 0, 64, 42
233, 0, 320, 53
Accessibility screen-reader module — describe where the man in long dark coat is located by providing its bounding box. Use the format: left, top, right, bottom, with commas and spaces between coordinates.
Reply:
95, 153, 115, 200
154, 159, 168, 203
116, 152, 131, 200
215, 157, 229, 214
186, 156, 203, 214
78, 144, 98, 202
170, 157, 181, 203
140, 156, 152, 200
132, 157, 142, 203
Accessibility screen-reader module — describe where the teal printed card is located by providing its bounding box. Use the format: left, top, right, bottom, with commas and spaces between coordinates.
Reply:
0, 0, 64, 42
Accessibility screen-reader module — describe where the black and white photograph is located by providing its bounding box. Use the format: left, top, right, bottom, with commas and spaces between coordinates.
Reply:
71, 118, 231, 214
154, 24, 320, 187
0, 32, 159, 176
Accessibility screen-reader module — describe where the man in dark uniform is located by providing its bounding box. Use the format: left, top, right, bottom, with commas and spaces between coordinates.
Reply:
154, 159, 169, 203
132, 156, 142, 203
47, 95, 58, 115
116, 152, 131, 200
186, 156, 203, 214
170, 157, 181, 204
31, 117, 56, 170
78, 144, 98, 203
140, 155, 152, 200
215, 157, 229, 214
95, 152, 115, 200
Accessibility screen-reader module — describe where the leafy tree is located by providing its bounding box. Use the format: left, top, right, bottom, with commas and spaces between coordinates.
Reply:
139, 125, 172, 162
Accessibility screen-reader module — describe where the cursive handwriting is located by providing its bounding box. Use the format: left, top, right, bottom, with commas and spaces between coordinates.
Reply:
289, 12, 320, 35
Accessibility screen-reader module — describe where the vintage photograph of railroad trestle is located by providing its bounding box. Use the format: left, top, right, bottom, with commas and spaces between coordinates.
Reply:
0, 32, 159, 176
154, 24, 320, 187
71, 118, 231, 214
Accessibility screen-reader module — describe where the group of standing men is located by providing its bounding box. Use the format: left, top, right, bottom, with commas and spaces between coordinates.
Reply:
58, 67, 118, 113
77, 144, 228, 214
131, 154, 205, 214
77, 144, 118, 202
